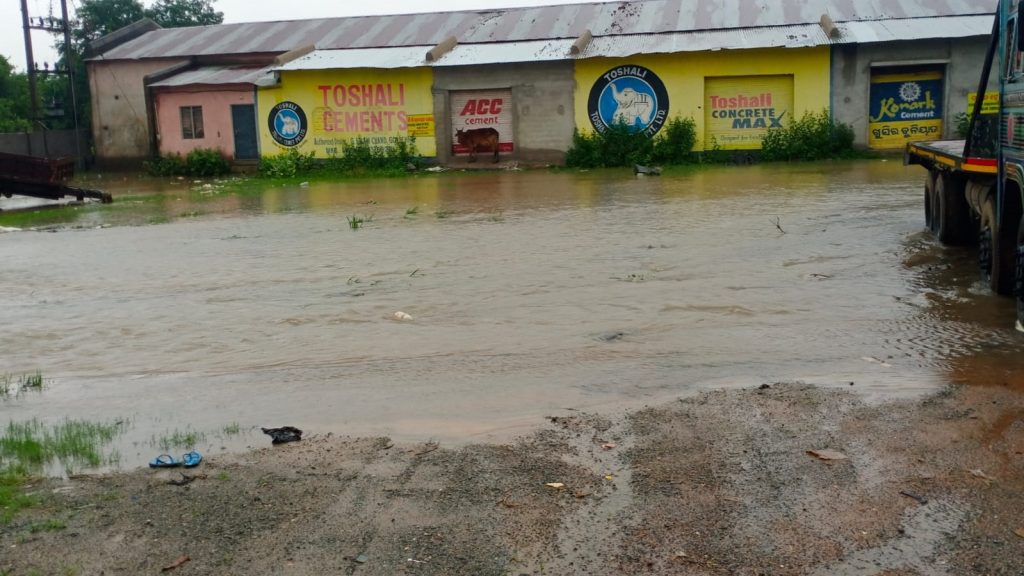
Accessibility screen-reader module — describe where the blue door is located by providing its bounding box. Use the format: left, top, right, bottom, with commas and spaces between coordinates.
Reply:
231, 104, 258, 160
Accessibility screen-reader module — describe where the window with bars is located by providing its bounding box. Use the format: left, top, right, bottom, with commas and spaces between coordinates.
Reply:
180, 106, 205, 139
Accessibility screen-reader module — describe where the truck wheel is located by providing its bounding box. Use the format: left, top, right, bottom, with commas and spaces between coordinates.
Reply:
979, 197, 1016, 295
935, 172, 972, 244
924, 171, 936, 232
1017, 217, 1024, 331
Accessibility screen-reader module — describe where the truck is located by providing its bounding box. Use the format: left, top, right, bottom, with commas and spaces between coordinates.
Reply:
905, 0, 1023, 332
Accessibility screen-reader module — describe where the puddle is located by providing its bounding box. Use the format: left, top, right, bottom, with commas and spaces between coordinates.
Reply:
1, 162, 1022, 471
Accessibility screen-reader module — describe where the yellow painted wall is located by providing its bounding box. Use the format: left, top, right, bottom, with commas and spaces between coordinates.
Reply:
258, 68, 436, 158
573, 47, 830, 151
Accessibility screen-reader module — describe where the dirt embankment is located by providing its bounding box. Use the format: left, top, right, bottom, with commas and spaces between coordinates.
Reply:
3, 382, 1022, 575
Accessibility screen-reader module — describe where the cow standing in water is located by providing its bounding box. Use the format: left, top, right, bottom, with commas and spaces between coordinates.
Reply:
455, 128, 500, 163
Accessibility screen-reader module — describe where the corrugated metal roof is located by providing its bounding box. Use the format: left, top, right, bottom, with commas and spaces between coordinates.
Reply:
148, 66, 275, 87
275, 46, 432, 70
836, 14, 993, 43
93, 0, 996, 61
275, 14, 993, 72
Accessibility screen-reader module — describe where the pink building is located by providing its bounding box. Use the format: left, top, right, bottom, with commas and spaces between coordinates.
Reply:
149, 66, 271, 161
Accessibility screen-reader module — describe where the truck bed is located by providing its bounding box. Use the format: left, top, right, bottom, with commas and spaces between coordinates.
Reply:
905, 139, 998, 175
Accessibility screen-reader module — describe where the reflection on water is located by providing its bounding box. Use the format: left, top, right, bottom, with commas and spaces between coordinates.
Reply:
1, 161, 1021, 469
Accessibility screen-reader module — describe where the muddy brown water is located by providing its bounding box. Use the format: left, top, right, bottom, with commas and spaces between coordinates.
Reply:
1, 161, 1021, 471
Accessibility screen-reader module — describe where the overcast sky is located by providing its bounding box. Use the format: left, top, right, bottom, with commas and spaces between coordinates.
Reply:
3, 0, 598, 73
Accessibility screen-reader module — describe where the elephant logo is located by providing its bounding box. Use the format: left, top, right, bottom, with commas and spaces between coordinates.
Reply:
268, 101, 308, 147
588, 65, 669, 137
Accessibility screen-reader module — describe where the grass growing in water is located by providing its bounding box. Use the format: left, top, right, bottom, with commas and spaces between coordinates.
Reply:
1, 371, 46, 398
222, 422, 241, 435
404, 206, 419, 218
0, 418, 126, 470
347, 214, 373, 229
0, 418, 127, 522
155, 428, 207, 451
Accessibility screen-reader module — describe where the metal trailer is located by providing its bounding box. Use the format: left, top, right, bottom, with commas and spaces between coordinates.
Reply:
904, 1, 1024, 331
0, 152, 111, 205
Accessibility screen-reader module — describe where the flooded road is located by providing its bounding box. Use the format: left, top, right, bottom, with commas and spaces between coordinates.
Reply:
1, 160, 1021, 469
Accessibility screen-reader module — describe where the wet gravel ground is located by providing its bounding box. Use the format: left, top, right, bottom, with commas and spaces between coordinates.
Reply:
2, 381, 1022, 575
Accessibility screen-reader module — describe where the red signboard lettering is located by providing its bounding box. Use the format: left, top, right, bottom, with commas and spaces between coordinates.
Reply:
460, 99, 504, 116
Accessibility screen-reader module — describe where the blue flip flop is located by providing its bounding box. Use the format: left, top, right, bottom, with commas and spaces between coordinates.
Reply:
149, 454, 180, 468
182, 451, 202, 468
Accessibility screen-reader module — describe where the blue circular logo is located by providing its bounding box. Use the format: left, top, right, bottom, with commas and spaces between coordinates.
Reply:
588, 65, 669, 137
268, 101, 307, 147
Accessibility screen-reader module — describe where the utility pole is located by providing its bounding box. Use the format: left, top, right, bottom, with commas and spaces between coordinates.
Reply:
20, 0, 39, 151
60, 0, 82, 163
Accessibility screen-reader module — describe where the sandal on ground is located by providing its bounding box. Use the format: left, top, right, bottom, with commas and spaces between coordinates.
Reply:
182, 451, 203, 468
149, 454, 180, 468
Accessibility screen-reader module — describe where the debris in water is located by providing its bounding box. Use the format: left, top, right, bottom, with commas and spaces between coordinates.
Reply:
393, 311, 413, 321
161, 555, 190, 572
807, 449, 847, 461
261, 426, 303, 444
354, 554, 368, 564
968, 469, 996, 484
899, 490, 928, 505
861, 356, 893, 368
601, 443, 617, 450
413, 442, 439, 456
167, 473, 207, 487
758, 383, 771, 390
545, 482, 565, 489
633, 164, 662, 176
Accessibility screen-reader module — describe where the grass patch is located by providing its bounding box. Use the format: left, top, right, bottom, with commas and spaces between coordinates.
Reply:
347, 214, 373, 230
221, 422, 241, 436
434, 208, 451, 219
1, 371, 46, 399
27, 518, 66, 533
154, 428, 206, 451
0, 418, 126, 522
404, 206, 419, 218
0, 467, 39, 523
0, 418, 127, 470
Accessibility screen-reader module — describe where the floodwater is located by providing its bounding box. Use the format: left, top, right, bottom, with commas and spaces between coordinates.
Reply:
1, 161, 1022, 470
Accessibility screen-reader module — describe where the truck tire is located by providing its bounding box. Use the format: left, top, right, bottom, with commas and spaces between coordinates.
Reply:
1017, 217, 1024, 331
935, 172, 972, 244
924, 171, 937, 232
979, 197, 1016, 295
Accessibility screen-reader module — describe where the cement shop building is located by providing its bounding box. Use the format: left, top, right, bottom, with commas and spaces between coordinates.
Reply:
85, 0, 996, 168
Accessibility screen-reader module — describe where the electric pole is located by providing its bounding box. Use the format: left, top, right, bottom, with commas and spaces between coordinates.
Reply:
20, 0, 40, 131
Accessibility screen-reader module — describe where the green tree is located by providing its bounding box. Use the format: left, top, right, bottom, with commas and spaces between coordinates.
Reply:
145, 0, 223, 27
72, 0, 146, 47
0, 55, 32, 132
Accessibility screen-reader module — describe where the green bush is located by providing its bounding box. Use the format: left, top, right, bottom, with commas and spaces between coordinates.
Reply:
652, 117, 697, 164
760, 110, 855, 161
258, 148, 317, 178
323, 136, 422, 175
258, 138, 421, 178
144, 148, 231, 177
143, 153, 187, 177
565, 116, 697, 169
184, 148, 231, 177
